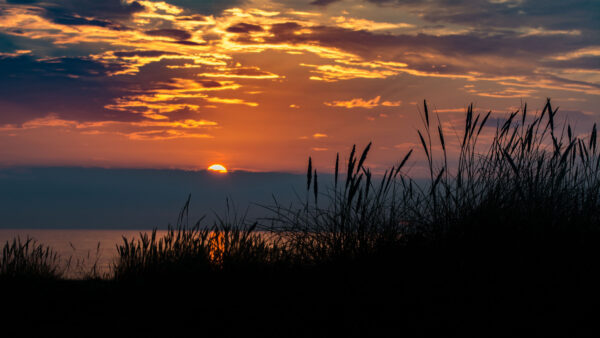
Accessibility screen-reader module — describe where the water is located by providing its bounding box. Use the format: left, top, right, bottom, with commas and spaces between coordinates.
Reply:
0, 229, 166, 278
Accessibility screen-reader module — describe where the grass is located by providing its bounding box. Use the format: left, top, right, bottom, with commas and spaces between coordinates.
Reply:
112, 196, 286, 281
0, 236, 63, 280
1, 98, 599, 335
263, 98, 599, 269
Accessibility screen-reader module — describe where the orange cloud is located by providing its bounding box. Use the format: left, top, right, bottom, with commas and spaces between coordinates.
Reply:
1, 114, 218, 141
331, 16, 414, 31
325, 96, 402, 109
302, 64, 398, 82
325, 96, 382, 109
381, 100, 402, 107
125, 130, 213, 141
205, 97, 258, 106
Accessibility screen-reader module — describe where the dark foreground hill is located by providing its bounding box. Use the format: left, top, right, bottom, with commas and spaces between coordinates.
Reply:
2, 237, 599, 337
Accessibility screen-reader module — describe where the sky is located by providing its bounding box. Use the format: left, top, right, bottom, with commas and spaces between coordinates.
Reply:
0, 0, 598, 174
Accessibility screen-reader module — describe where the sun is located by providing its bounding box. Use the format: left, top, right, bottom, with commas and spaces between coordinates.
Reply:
207, 164, 228, 173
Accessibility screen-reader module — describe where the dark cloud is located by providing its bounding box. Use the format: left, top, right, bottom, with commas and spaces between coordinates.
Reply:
5, 0, 144, 28
48, 14, 114, 28
177, 15, 211, 22
113, 50, 181, 58
5, 0, 38, 3
145, 29, 192, 41
122, 57, 206, 83
250, 23, 592, 76
269, 22, 303, 36
261, 23, 581, 58
165, 0, 246, 15
544, 75, 600, 91
220, 22, 599, 93
170, 40, 205, 46
0, 54, 127, 124
543, 57, 600, 70
367, 0, 600, 34
0, 33, 18, 53
0, 54, 122, 78
199, 80, 223, 88
366, 0, 422, 4
310, 0, 342, 6
226, 23, 264, 34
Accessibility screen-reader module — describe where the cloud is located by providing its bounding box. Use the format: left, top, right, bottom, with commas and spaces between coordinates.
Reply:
0, 113, 219, 141
0, 54, 125, 124
165, 0, 247, 15
205, 97, 258, 106
113, 50, 181, 58
246, 20, 598, 93
474, 88, 538, 98
8, 0, 592, 97
226, 23, 264, 33
366, 0, 600, 33
325, 96, 382, 109
543, 56, 600, 70
197, 66, 281, 79
325, 96, 402, 109
170, 40, 205, 46
381, 100, 402, 107
125, 129, 213, 140
551, 47, 600, 61
145, 29, 192, 40
302, 63, 399, 81
6, 0, 145, 28
330, 16, 414, 31
310, 0, 341, 6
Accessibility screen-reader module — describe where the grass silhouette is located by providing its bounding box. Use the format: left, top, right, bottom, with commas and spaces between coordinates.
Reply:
112, 198, 284, 281
0, 236, 63, 280
1, 98, 599, 336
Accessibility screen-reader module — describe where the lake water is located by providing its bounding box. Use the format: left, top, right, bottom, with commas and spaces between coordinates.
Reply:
0, 229, 167, 278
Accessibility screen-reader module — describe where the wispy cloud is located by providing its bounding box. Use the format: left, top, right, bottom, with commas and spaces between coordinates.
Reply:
325, 96, 401, 109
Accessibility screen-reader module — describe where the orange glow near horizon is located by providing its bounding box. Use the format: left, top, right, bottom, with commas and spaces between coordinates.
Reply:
207, 164, 228, 173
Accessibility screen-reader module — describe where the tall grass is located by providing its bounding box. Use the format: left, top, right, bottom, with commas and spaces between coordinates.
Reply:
112, 195, 285, 280
413, 98, 600, 239
0, 237, 63, 280
264, 98, 600, 266
262, 143, 412, 265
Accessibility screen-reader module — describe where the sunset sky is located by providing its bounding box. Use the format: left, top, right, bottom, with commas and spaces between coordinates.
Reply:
1, 0, 598, 174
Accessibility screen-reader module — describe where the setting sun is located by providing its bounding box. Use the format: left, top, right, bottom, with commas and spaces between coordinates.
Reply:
207, 164, 228, 173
